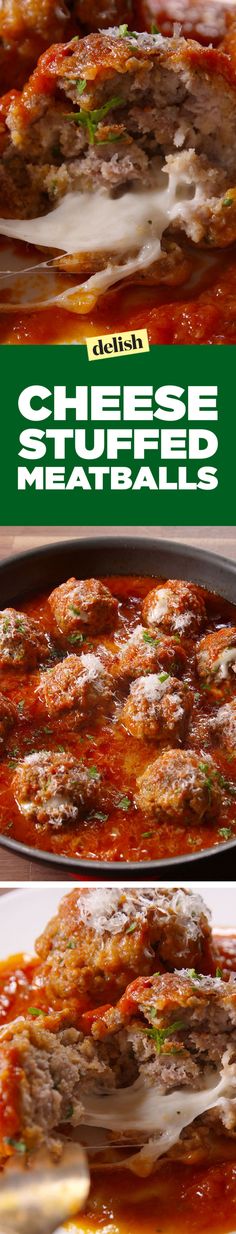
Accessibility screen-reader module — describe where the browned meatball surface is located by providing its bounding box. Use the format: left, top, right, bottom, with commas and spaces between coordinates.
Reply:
116, 625, 187, 681
0, 609, 50, 669
13, 750, 103, 824
121, 673, 193, 742
37, 651, 113, 718
197, 626, 236, 681
35, 886, 213, 1007
49, 578, 118, 637
0, 692, 17, 747
143, 581, 207, 637
136, 748, 222, 822
212, 698, 236, 752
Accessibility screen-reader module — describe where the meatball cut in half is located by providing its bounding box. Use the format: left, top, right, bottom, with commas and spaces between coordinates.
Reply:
2, 31, 236, 310
35, 885, 214, 1006
0, 692, 17, 748
197, 626, 236, 682
116, 625, 187, 681
37, 651, 113, 719
143, 580, 206, 637
13, 750, 104, 825
121, 673, 193, 742
0, 608, 50, 668
1, 972, 236, 1172
49, 578, 118, 636
136, 749, 222, 823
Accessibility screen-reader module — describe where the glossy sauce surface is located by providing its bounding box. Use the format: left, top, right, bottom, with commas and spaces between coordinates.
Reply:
1, 574, 236, 863
1, 245, 236, 345
0, 932, 236, 1234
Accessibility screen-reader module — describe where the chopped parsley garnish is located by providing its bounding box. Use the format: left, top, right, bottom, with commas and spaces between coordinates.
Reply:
142, 831, 153, 838
68, 95, 123, 145
147, 1017, 184, 1054
159, 672, 169, 683
76, 78, 87, 95
216, 966, 223, 978
218, 826, 232, 840
187, 969, 203, 981
64, 1104, 74, 1119
4, 1138, 26, 1153
68, 632, 85, 644
118, 23, 138, 37
92, 811, 109, 821
28, 1006, 43, 1017
151, 21, 159, 32
117, 795, 131, 810
142, 631, 160, 646
198, 761, 214, 800
126, 921, 137, 934
223, 196, 233, 207
66, 940, 77, 950
88, 765, 100, 779
69, 603, 81, 617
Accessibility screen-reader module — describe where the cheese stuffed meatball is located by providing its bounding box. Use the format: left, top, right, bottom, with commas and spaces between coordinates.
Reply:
143, 580, 206, 637
121, 673, 193, 741
0, 692, 17, 748
1, 971, 236, 1171
197, 626, 236, 682
116, 625, 187, 681
2, 30, 236, 309
35, 886, 214, 1005
37, 652, 114, 718
13, 750, 104, 824
136, 748, 222, 822
49, 578, 118, 636
212, 699, 236, 752
0, 608, 50, 668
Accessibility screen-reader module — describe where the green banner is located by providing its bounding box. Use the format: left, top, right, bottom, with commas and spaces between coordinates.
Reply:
0, 342, 234, 525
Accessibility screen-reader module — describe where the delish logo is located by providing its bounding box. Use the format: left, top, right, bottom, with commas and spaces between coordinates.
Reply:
86, 329, 149, 360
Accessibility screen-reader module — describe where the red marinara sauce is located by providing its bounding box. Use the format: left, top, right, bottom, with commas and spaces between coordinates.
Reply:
1, 574, 236, 864
0, 933, 235, 1234
1, 245, 236, 346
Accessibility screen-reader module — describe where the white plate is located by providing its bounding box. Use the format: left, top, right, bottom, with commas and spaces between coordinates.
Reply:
0, 883, 235, 1234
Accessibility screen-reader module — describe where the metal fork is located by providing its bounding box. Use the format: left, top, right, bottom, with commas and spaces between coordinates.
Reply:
0, 1143, 90, 1234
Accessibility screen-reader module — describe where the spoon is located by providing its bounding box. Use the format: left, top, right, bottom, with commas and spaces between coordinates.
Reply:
0, 1143, 90, 1234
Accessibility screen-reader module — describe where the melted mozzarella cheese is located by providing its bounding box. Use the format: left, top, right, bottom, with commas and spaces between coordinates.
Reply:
215, 648, 236, 680
80, 1060, 236, 1176
0, 164, 204, 312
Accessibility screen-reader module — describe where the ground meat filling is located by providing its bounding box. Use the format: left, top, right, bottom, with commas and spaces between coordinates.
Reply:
135, 748, 222, 822
1, 28, 236, 290
12, 750, 105, 824
35, 886, 214, 1005
1, 972, 236, 1170
120, 673, 193, 741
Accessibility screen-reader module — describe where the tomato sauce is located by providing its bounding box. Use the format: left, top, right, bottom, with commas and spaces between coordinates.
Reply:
0, 574, 236, 864
1, 245, 236, 345
0, 931, 235, 1234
